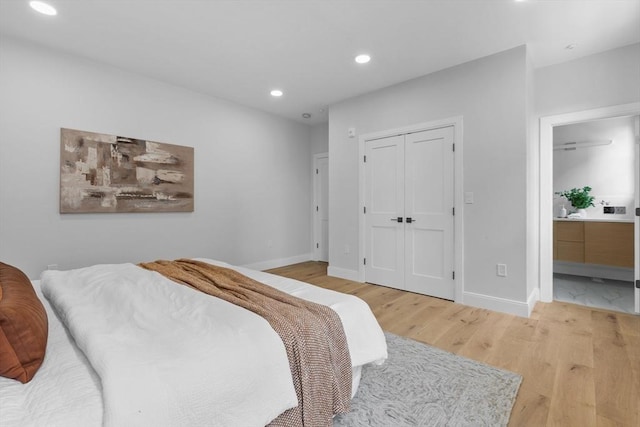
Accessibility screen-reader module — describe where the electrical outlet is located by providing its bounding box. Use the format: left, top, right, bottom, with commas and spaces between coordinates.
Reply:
497, 264, 507, 277
344, 244, 350, 254
614, 206, 626, 214
603, 206, 614, 214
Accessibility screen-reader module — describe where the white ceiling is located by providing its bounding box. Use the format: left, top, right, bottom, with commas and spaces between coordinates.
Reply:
0, 0, 639, 125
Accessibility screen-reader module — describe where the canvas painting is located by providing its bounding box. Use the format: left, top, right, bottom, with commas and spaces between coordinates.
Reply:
60, 128, 194, 213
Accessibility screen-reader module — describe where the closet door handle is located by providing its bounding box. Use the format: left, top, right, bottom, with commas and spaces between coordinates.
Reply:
391, 217, 403, 223
406, 217, 415, 223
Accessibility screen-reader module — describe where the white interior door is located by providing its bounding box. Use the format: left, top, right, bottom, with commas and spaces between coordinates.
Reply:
365, 135, 405, 287
364, 127, 455, 299
404, 128, 455, 299
313, 154, 329, 262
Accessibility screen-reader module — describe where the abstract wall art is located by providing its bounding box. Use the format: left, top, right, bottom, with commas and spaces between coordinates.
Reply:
60, 128, 194, 213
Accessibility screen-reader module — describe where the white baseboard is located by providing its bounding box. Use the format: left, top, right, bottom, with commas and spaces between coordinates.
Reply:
247, 256, 541, 318
328, 267, 537, 317
527, 287, 540, 317
327, 265, 360, 282
553, 261, 633, 282
242, 253, 312, 271
463, 291, 531, 318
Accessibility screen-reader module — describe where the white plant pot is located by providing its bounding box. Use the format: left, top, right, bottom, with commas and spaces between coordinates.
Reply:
577, 208, 587, 218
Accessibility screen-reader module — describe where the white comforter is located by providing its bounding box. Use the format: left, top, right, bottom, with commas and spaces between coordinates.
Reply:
26, 259, 387, 427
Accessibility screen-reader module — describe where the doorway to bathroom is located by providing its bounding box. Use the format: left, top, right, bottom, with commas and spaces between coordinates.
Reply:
552, 116, 637, 313
540, 102, 640, 314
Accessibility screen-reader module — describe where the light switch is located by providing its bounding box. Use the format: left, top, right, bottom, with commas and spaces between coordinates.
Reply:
464, 192, 474, 204
497, 264, 507, 277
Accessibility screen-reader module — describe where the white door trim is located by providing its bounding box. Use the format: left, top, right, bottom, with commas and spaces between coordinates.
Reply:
634, 116, 639, 313
313, 152, 329, 261
539, 102, 640, 303
358, 116, 464, 303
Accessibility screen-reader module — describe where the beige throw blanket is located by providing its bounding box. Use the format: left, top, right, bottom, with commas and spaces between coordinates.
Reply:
138, 259, 352, 427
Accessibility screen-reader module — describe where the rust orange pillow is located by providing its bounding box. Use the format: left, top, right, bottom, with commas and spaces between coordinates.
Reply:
0, 262, 48, 383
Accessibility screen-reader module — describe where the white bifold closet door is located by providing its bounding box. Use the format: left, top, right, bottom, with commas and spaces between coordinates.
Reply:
365, 127, 455, 300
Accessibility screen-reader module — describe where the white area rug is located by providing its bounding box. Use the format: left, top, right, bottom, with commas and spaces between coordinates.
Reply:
334, 332, 522, 426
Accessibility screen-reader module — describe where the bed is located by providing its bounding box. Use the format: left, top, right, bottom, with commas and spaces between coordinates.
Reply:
0, 258, 387, 427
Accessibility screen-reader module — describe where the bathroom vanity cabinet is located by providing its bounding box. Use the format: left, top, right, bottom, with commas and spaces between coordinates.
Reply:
553, 220, 634, 268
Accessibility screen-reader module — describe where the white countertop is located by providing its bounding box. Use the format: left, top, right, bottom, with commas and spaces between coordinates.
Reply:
554, 217, 634, 223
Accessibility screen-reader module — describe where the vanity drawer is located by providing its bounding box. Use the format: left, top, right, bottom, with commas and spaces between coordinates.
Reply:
554, 220, 634, 268
556, 241, 585, 263
554, 221, 584, 242
585, 222, 634, 268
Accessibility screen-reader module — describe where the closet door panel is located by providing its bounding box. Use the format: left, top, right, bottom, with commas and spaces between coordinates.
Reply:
365, 135, 405, 288
404, 127, 455, 299
409, 228, 445, 278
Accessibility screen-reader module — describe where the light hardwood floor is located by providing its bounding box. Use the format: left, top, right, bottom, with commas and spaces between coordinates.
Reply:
267, 261, 640, 427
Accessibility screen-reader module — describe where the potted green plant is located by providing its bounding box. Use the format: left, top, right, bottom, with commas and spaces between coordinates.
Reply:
555, 186, 595, 217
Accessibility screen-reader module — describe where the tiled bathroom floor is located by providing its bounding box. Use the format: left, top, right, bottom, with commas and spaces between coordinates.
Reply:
553, 273, 636, 314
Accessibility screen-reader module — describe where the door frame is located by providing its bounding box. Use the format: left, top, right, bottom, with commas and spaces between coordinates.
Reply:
539, 102, 640, 308
358, 116, 464, 302
633, 115, 640, 313
313, 152, 329, 261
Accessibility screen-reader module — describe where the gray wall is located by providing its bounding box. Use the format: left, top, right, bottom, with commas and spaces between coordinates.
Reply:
0, 37, 313, 278
328, 46, 531, 307
310, 123, 329, 155
535, 43, 640, 117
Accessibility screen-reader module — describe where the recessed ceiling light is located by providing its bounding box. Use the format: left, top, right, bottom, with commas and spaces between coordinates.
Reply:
270, 89, 283, 97
355, 54, 371, 64
30, 1, 57, 16
302, 113, 311, 119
